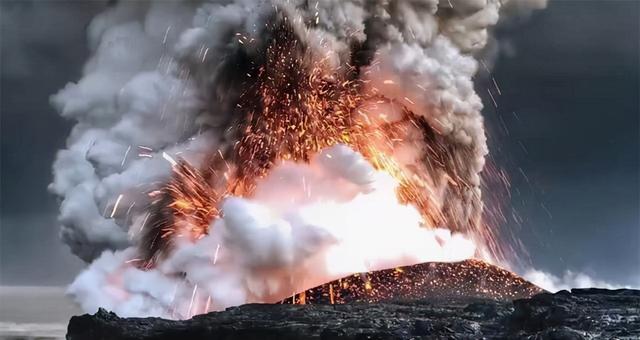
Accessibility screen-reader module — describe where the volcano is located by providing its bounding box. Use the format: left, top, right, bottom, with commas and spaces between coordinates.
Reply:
58, 0, 520, 316
281, 259, 543, 305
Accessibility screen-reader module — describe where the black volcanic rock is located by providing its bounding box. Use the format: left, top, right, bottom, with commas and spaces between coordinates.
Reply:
67, 288, 640, 340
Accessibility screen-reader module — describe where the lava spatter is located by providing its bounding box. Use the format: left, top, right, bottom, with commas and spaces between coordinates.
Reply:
283, 259, 543, 305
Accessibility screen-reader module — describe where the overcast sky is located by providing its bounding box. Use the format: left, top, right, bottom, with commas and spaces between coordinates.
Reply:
486, 0, 639, 286
1, 0, 638, 287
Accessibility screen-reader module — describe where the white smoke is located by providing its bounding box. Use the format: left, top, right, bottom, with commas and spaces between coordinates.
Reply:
523, 268, 639, 293
49, 1, 209, 261
69, 145, 475, 318
51, 0, 546, 317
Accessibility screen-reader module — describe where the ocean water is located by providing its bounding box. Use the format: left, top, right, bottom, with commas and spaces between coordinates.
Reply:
0, 286, 82, 339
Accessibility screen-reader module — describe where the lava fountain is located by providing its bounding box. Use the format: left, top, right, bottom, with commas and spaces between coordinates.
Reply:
51, 1, 543, 319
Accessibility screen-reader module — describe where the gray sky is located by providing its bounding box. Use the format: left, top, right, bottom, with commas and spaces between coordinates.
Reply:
484, 0, 639, 286
1, 0, 638, 287
0, 0, 105, 285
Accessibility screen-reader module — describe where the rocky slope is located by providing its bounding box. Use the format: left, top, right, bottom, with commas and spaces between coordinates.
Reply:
67, 288, 639, 339
280, 259, 543, 304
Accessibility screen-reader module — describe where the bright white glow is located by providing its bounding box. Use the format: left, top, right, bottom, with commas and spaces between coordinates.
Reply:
69, 145, 476, 318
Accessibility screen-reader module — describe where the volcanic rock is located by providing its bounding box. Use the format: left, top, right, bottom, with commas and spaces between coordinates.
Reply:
66, 261, 639, 339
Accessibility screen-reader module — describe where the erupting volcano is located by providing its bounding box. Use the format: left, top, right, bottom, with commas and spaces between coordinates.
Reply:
50, 0, 542, 319
140, 16, 487, 269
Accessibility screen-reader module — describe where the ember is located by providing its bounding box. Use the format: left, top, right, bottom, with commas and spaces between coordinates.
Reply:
283, 259, 543, 305
138, 15, 497, 269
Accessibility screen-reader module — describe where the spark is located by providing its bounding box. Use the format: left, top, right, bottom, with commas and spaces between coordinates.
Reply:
162, 152, 178, 167
188, 284, 198, 318
204, 296, 212, 313
139, 212, 151, 234
202, 48, 209, 63
110, 194, 124, 219
213, 243, 220, 265
162, 26, 172, 44
492, 77, 502, 95
487, 88, 498, 108
121, 145, 131, 168
125, 202, 136, 218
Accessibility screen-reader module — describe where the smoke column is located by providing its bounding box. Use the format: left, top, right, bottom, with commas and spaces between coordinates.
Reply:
51, 0, 545, 318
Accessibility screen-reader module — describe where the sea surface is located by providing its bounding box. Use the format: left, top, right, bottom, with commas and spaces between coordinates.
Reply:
0, 286, 81, 339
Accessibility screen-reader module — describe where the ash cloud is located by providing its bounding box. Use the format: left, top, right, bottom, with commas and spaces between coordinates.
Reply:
50, 0, 546, 317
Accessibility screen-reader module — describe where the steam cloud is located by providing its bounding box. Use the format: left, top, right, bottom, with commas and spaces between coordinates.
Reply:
70, 145, 475, 317
523, 268, 639, 293
51, 0, 545, 317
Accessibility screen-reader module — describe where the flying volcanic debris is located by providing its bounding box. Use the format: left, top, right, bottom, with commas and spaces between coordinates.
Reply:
50, 0, 545, 318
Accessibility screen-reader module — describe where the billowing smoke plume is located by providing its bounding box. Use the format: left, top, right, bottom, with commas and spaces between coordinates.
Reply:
70, 145, 475, 317
51, 0, 545, 317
